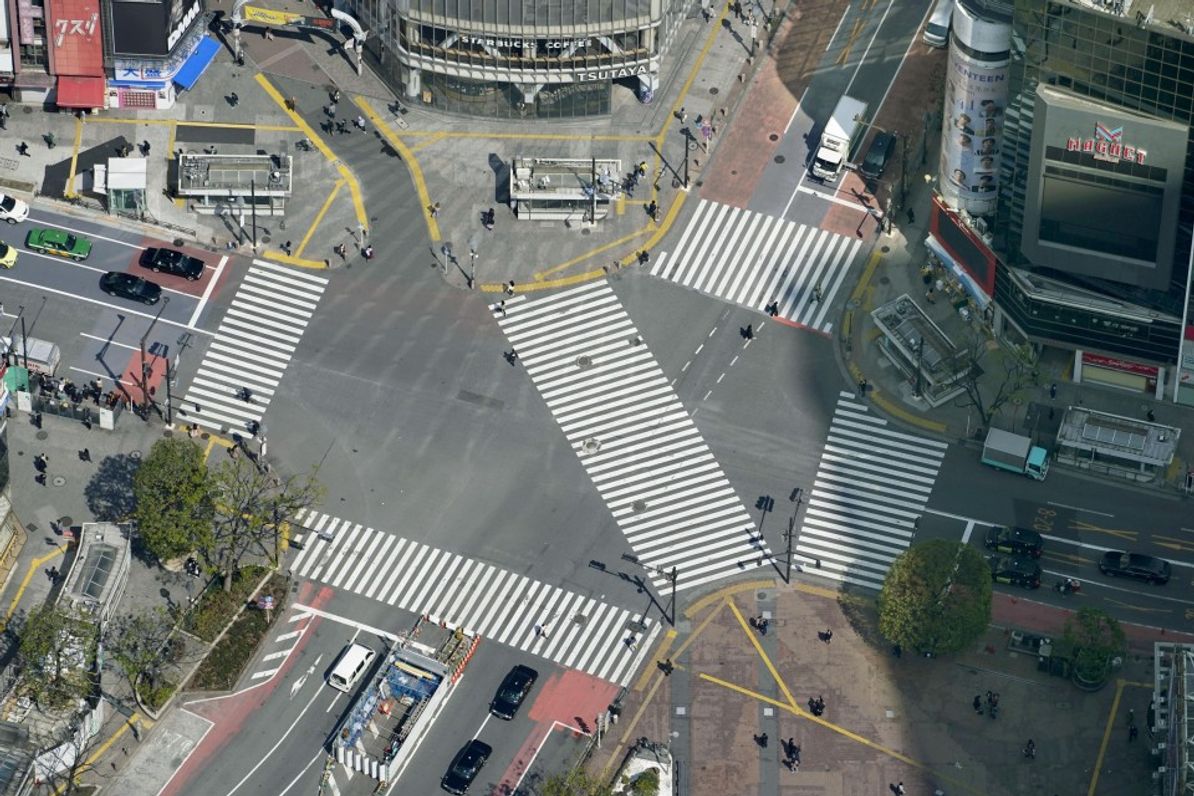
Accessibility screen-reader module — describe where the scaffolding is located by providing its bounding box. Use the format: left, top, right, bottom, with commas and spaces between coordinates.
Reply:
1152, 643, 1192, 796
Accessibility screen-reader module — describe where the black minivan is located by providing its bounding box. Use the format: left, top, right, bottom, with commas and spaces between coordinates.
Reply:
859, 132, 896, 179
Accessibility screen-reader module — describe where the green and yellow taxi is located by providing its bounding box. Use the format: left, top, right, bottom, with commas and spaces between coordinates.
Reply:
25, 227, 92, 261
0, 240, 16, 268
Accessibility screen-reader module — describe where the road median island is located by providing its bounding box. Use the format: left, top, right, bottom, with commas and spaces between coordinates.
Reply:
188, 570, 289, 690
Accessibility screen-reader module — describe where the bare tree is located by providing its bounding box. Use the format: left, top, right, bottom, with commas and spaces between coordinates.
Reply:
104, 607, 177, 697
207, 459, 323, 591
952, 329, 1038, 432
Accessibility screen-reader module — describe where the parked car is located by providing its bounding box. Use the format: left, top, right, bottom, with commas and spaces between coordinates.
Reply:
441, 739, 492, 795
100, 272, 162, 305
0, 241, 16, 269
987, 554, 1041, 589
0, 192, 30, 224
490, 665, 538, 720
140, 247, 205, 280
859, 131, 896, 179
25, 228, 92, 261
1098, 551, 1171, 584
983, 525, 1043, 558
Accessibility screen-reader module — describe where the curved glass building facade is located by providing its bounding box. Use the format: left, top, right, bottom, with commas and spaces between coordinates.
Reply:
341, 0, 690, 118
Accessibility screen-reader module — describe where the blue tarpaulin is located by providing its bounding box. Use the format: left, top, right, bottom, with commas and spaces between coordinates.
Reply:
173, 36, 221, 91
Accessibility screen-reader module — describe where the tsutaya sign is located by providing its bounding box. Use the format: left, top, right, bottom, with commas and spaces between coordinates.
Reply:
1066, 121, 1147, 165
576, 64, 648, 82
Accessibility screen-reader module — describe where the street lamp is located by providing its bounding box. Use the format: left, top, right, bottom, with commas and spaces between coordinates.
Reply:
468, 248, 477, 289
620, 553, 677, 626
139, 296, 170, 417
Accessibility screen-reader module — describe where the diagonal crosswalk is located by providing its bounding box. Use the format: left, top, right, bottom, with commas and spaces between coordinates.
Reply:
650, 198, 863, 332
795, 391, 949, 590
180, 259, 327, 434
494, 280, 770, 594
289, 510, 658, 687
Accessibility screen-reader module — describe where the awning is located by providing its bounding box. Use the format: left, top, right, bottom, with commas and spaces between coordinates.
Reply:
174, 36, 221, 91
925, 234, 992, 311
56, 76, 106, 109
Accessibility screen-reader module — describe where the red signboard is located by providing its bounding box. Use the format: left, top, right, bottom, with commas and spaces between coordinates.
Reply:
1082, 353, 1158, 377
47, 0, 104, 77
930, 195, 997, 297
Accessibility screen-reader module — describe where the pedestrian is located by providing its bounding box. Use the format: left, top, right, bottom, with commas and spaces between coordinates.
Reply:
362, 245, 374, 260
858, 378, 868, 395
430, 202, 441, 218
46, 132, 56, 149
679, 106, 688, 124
335, 242, 347, 260
336, 120, 348, 135
1129, 724, 1138, 741
637, 160, 647, 177
1147, 408, 1155, 422
812, 284, 823, 303
1049, 382, 1057, 399
263, 27, 274, 39
743, 323, 754, 340
822, 628, 832, 643
498, 300, 507, 318
1127, 708, 1135, 726
284, 96, 296, 111
354, 115, 366, 131
17, 142, 29, 157
1023, 739, 1036, 759
755, 732, 768, 748
229, 92, 239, 107
973, 694, 983, 714
646, 200, 659, 221
890, 783, 906, 796
326, 102, 337, 117
637, 250, 650, 266
505, 280, 516, 296
79, 448, 91, 462
907, 207, 916, 223
239, 387, 253, 402
331, 88, 341, 103
141, 140, 151, 156
282, 240, 292, 256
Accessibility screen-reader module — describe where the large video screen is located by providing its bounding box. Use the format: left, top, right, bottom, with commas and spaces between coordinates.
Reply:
1038, 175, 1160, 263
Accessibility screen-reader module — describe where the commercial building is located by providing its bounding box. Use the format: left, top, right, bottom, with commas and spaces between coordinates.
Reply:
929, 0, 1194, 403
102, 0, 218, 110
344, 0, 691, 118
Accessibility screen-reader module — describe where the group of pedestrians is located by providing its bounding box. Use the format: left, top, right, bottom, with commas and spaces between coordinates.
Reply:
973, 690, 1000, 718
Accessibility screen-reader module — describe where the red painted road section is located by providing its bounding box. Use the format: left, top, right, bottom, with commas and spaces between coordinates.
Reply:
991, 591, 1194, 651
493, 669, 619, 794
129, 239, 226, 299
115, 349, 167, 406
160, 583, 333, 796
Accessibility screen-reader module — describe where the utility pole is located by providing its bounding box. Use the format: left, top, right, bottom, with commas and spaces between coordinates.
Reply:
468, 248, 477, 289
620, 553, 678, 626
681, 128, 690, 189
784, 487, 803, 583
164, 332, 193, 428
590, 154, 597, 224
913, 334, 925, 398
249, 178, 258, 249
139, 296, 170, 417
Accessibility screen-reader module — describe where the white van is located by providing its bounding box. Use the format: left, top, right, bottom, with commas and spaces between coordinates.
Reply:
328, 643, 375, 692
923, 0, 954, 47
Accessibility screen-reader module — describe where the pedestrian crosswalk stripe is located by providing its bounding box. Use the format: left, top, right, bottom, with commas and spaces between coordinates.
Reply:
795, 392, 949, 591
650, 198, 863, 332
180, 259, 327, 435
494, 280, 771, 593
289, 509, 658, 686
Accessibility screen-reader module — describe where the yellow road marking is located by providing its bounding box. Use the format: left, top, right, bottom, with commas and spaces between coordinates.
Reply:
1087, 680, 1128, 796
633, 628, 677, 692
295, 179, 344, 259
355, 97, 439, 242
1, 546, 69, 632
1071, 519, 1137, 541
388, 130, 651, 142
261, 251, 328, 270
254, 74, 368, 231
655, 1, 728, 153
726, 597, 799, 710
1153, 535, 1194, 552
65, 116, 84, 199
683, 579, 775, 619
55, 714, 153, 794
1103, 597, 1170, 613
532, 226, 652, 281
406, 132, 446, 154
481, 269, 609, 294
84, 118, 301, 132
851, 250, 883, 302
837, 18, 864, 66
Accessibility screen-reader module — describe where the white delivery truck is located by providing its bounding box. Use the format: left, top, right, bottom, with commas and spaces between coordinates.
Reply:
811, 95, 868, 182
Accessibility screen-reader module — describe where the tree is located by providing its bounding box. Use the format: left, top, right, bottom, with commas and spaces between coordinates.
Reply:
952, 329, 1038, 432
1061, 607, 1126, 687
132, 437, 213, 562
104, 607, 177, 696
878, 539, 992, 656
208, 459, 323, 590
16, 603, 98, 709
540, 768, 615, 796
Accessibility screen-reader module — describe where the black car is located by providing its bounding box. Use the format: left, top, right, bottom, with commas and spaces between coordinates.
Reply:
140, 247, 205, 280
859, 131, 896, 179
441, 739, 492, 795
983, 525, 1043, 558
490, 664, 538, 720
1099, 551, 1171, 584
988, 554, 1041, 589
100, 272, 162, 305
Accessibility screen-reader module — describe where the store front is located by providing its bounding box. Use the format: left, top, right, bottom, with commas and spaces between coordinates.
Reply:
1074, 351, 1165, 398
47, 0, 106, 111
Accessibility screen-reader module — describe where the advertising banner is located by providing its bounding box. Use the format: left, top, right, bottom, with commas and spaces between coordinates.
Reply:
47, 0, 104, 76
940, 50, 1008, 209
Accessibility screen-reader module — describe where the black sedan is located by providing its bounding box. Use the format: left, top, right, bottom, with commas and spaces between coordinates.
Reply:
490, 664, 538, 720
100, 272, 162, 305
983, 525, 1043, 558
1099, 551, 1171, 584
441, 739, 491, 795
988, 554, 1041, 589
140, 247, 205, 280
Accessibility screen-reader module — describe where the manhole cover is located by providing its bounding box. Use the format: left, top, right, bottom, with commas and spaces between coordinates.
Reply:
173, 238, 185, 247
59, 516, 72, 526
731, 170, 738, 175
710, 87, 720, 95
581, 228, 591, 235
51, 475, 66, 487
130, 450, 142, 460
261, 235, 271, 244
881, 245, 891, 253
581, 438, 601, 454
774, 155, 786, 164
848, 298, 861, 308
632, 500, 648, 513
577, 355, 593, 369
35, 431, 48, 440
22, 106, 32, 114
769, 133, 779, 141
879, 276, 890, 285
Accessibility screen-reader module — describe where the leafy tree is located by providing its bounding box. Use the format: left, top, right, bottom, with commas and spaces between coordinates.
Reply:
952, 330, 1038, 433
1061, 607, 1126, 685
208, 459, 323, 590
104, 607, 177, 695
878, 539, 992, 656
16, 604, 98, 709
132, 438, 213, 562
540, 768, 615, 796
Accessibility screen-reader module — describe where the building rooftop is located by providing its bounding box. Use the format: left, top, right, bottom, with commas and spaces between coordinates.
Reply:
177, 154, 292, 195
59, 523, 131, 623
1062, 0, 1194, 44
1056, 406, 1179, 465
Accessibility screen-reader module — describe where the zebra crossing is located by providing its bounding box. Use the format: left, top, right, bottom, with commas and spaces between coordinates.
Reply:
180, 259, 327, 434
795, 391, 949, 591
289, 510, 659, 687
649, 198, 863, 332
495, 280, 770, 594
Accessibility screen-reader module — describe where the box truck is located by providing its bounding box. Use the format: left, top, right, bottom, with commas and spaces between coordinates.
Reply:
981, 428, 1049, 481
811, 95, 868, 181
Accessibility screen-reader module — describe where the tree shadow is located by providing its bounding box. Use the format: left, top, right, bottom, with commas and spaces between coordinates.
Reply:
83, 452, 139, 526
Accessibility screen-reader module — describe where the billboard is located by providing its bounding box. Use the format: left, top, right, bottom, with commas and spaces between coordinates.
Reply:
939, 52, 1008, 216
47, 0, 104, 77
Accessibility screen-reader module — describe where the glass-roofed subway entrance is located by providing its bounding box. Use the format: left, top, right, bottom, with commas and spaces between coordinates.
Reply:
346, 0, 692, 118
